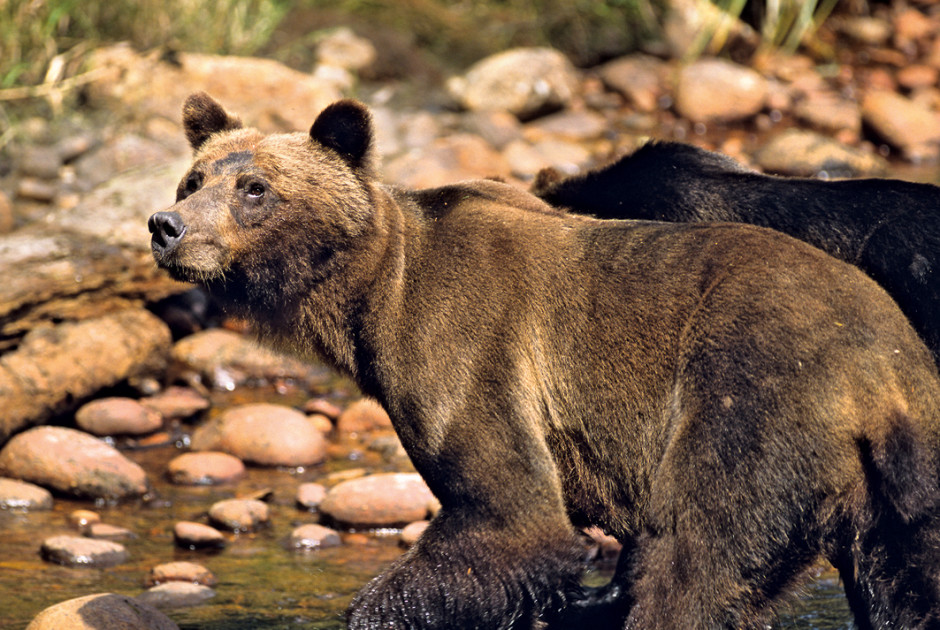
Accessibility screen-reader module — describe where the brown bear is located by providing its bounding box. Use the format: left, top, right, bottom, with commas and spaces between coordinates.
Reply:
150, 92, 940, 629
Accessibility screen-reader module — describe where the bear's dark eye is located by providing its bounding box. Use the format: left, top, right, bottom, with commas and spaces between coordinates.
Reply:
177, 172, 204, 200
246, 182, 266, 199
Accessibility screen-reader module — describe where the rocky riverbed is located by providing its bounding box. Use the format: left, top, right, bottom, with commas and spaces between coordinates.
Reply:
1, 3, 939, 628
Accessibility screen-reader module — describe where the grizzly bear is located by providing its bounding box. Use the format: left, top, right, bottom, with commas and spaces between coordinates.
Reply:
150, 93, 940, 629
532, 141, 940, 369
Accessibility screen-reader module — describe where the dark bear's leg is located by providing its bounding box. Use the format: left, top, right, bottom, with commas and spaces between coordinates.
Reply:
347, 510, 585, 630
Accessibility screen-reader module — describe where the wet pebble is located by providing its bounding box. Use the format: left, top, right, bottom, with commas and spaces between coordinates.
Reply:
19, 146, 62, 180
861, 90, 940, 161
137, 582, 216, 609
0, 477, 53, 510
40, 535, 128, 568
75, 397, 163, 436
208, 498, 270, 532
400, 520, 429, 547
0, 426, 148, 500
336, 398, 393, 435
290, 523, 342, 550
173, 521, 227, 549
166, 451, 246, 485
303, 397, 343, 420
141, 386, 210, 421
192, 403, 327, 467
597, 53, 668, 113
147, 561, 217, 587
296, 482, 328, 510
68, 509, 101, 530
319, 472, 438, 528
86, 522, 137, 541
753, 129, 886, 177
26, 592, 179, 630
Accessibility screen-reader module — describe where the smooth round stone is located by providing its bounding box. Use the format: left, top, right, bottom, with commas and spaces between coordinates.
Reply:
173, 521, 226, 549
147, 561, 217, 587
207, 498, 269, 532
68, 509, 101, 529
290, 523, 342, 550
136, 582, 216, 608
0, 477, 53, 510
86, 522, 137, 541
166, 451, 245, 485
26, 593, 179, 630
318, 473, 438, 528
296, 482, 328, 510
400, 520, 430, 547
74, 397, 163, 436
40, 535, 128, 568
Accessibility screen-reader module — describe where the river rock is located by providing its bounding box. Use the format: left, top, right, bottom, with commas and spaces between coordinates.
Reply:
68, 509, 101, 530
316, 27, 377, 73
0, 426, 148, 500
0, 309, 173, 443
384, 133, 512, 188
598, 53, 670, 112
40, 535, 128, 568
208, 498, 270, 532
861, 90, 940, 161
85, 43, 343, 134
336, 398, 393, 435
319, 473, 438, 528
793, 91, 861, 135
147, 561, 217, 587
173, 521, 226, 549
166, 451, 246, 485
297, 482, 328, 509
171, 328, 330, 390
137, 582, 216, 609
75, 397, 163, 436
141, 386, 210, 421
446, 47, 579, 120
192, 403, 327, 467
675, 58, 768, 123
86, 523, 137, 541
290, 523, 342, 550
26, 592, 179, 630
0, 477, 53, 510
753, 129, 887, 177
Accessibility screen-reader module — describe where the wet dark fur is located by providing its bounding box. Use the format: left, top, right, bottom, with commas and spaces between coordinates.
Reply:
532, 141, 940, 369
149, 94, 940, 629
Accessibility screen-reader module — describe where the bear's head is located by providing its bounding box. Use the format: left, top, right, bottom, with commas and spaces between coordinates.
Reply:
149, 92, 379, 312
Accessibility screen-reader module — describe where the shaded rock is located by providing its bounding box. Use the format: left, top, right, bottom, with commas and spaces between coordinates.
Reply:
137, 582, 216, 609
336, 398, 393, 435
16, 177, 57, 202
290, 523, 342, 550
0, 191, 13, 235
0, 308, 173, 443
75, 397, 163, 436
296, 482, 328, 510
897, 65, 939, 91
26, 592, 179, 630
173, 521, 226, 549
40, 535, 128, 568
308, 413, 333, 434
384, 134, 512, 188
191, 403, 327, 467
141, 386, 210, 421
446, 47, 579, 120
85, 43, 343, 134
0, 426, 148, 500
675, 59, 768, 123
147, 561, 217, 587
0, 477, 53, 510
208, 498, 270, 532
462, 110, 523, 150
86, 523, 137, 541
862, 90, 940, 161
171, 328, 330, 390
598, 53, 669, 112
72, 134, 182, 191
793, 91, 861, 135
167, 451, 245, 485
19, 146, 62, 180
527, 110, 608, 142
319, 473, 438, 528
303, 398, 343, 420
400, 520, 429, 547
753, 129, 887, 177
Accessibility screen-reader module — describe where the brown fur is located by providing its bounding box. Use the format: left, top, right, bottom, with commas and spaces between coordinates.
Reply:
150, 93, 940, 629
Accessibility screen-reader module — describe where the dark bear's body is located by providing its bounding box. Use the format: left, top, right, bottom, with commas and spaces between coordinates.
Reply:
532, 141, 940, 368
150, 94, 940, 629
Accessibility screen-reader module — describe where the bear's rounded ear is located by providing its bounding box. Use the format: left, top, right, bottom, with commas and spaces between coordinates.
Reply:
182, 92, 243, 152
309, 100, 375, 174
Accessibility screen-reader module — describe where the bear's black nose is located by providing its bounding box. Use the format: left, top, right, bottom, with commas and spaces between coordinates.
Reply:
149, 211, 187, 260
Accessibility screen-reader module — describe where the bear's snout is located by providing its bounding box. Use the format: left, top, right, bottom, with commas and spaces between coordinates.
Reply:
149, 211, 187, 261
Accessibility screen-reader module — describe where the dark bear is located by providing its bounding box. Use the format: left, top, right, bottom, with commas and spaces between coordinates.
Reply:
150, 93, 940, 629
531, 141, 940, 369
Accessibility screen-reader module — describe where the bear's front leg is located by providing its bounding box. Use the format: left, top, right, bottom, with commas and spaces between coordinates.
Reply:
346, 510, 585, 629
